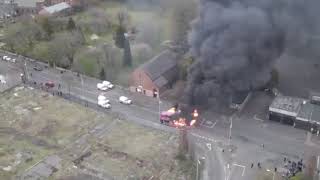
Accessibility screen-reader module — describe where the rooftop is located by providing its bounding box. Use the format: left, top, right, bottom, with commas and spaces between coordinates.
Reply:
139, 50, 178, 81
15, 0, 43, 8
42, 2, 70, 14
297, 101, 320, 124
269, 96, 304, 117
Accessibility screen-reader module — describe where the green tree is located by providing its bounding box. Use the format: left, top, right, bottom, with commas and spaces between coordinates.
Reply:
114, 11, 128, 49
67, 17, 76, 31
37, 16, 54, 39
99, 68, 106, 80
122, 38, 132, 67
114, 25, 126, 49
48, 30, 85, 68
4, 21, 43, 54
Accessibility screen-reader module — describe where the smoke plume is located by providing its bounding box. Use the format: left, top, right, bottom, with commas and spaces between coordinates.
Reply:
186, 0, 289, 108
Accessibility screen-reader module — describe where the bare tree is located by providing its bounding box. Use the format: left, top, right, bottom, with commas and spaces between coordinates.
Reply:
48, 30, 85, 68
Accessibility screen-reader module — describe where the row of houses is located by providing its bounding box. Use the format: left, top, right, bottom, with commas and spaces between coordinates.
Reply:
269, 95, 320, 132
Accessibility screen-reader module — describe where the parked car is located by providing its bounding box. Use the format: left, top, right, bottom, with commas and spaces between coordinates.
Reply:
97, 83, 109, 91
33, 66, 43, 71
98, 95, 110, 103
119, 96, 132, 105
98, 95, 111, 109
98, 100, 111, 109
2, 56, 7, 60
10, 58, 16, 63
45, 81, 55, 88
102, 81, 114, 89
5, 57, 11, 62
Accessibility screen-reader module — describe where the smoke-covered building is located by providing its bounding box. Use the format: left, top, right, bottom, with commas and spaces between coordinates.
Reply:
130, 50, 178, 98
268, 95, 320, 132
269, 96, 303, 125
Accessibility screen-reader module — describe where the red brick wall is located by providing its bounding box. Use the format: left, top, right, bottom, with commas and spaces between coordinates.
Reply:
130, 69, 159, 96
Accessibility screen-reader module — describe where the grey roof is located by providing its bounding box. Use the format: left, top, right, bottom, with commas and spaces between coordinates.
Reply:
15, 0, 42, 8
269, 96, 304, 117
154, 76, 168, 88
297, 101, 320, 124
43, 2, 70, 14
139, 50, 178, 81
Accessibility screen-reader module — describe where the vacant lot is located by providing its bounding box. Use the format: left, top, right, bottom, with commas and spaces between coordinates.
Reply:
0, 86, 193, 179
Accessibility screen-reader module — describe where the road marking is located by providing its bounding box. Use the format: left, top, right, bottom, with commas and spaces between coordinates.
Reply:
253, 114, 264, 122
206, 143, 212, 151
233, 163, 246, 176
200, 119, 218, 128
191, 132, 218, 143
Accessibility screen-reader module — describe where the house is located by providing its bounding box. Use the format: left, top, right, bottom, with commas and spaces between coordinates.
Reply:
268, 96, 303, 125
13, 0, 45, 15
38, 2, 71, 16
130, 50, 179, 98
47, 0, 80, 7
0, 3, 16, 20
268, 95, 320, 132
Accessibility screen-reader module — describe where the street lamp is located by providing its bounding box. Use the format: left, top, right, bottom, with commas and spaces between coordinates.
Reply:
266, 169, 275, 180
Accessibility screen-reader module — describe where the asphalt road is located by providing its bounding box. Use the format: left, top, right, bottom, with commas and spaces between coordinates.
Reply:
1, 52, 320, 180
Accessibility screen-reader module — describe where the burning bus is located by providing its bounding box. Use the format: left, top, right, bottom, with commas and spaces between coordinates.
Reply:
160, 105, 199, 127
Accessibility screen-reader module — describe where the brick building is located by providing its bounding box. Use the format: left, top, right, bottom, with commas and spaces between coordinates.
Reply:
130, 50, 179, 98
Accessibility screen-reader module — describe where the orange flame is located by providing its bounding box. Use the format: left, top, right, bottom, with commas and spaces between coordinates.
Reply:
190, 119, 196, 126
167, 107, 176, 113
193, 109, 199, 118
173, 118, 187, 127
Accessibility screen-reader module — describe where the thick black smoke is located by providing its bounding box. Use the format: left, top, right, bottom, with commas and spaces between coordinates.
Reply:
186, 0, 289, 108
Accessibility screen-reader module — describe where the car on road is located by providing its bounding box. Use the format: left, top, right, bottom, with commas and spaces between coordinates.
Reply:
33, 66, 43, 71
45, 81, 55, 88
119, 96, 132, 105
98, 95, 111, 109
4, 57, 11, 62
102, 81, 114, 89
2, 56, 7, 60
10, 58, 16, 63
97, 81, 114, 91
97, 83, 109, 91
98, 101, 111, 109
0, 75, 6, 84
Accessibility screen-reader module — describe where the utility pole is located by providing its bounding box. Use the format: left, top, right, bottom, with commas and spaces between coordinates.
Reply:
228, 116, 233, 146
80, 74, 85, 107
158, 94, 161, 122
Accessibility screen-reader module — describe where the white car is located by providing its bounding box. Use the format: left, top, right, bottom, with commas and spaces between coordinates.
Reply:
0, 75, 6, 84
98, 95, 111, 109
102, 81, 114, 89
10, 58, 16, 63
119, 96, 132, 105
98, 95, 109, 103
5, 57, 11, 62
97, 83, 109, 91
98, 100, 111, 109
2, 56, 7, 60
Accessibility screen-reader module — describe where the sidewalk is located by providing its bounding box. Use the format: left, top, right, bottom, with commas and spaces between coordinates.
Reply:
305, 132, 320, 148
